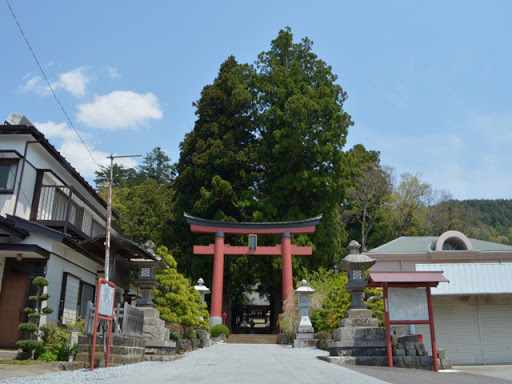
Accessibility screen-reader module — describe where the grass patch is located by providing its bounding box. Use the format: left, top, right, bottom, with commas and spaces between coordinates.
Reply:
0, 359, 47, 365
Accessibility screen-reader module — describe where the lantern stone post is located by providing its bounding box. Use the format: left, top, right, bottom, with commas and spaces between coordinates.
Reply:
293, 280, 317, 348
194, 278, 213, 348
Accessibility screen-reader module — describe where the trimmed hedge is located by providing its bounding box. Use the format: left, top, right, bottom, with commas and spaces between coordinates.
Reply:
210, 324, 229, 338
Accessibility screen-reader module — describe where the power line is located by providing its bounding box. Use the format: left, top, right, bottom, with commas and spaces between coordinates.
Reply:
4, 0, 101, 170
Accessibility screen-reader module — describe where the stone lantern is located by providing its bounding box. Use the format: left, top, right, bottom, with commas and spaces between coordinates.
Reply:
293, 280, 316, 348
339, 240, 376, 309
133, 258, 159, 308
194, 278, 211, 305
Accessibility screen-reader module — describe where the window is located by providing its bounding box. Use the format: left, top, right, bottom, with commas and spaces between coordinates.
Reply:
0, 159, 18, 193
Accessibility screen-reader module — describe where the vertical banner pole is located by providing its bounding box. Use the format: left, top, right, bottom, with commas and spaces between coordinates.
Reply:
383, 284, 393, 368
90, 282, 102, 371
426, 286, 439, 372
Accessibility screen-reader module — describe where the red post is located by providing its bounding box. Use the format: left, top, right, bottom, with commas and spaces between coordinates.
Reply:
426, 286, 439, 372
90, 278, 115, 371
383, 284, 393, 368
281, 232, 294, 310
210, 232, 225, 325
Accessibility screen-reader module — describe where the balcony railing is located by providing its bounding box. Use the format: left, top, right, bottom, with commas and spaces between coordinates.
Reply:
33, 185, 106, 240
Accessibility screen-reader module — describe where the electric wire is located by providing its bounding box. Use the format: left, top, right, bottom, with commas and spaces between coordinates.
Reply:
4, 0, 101, 170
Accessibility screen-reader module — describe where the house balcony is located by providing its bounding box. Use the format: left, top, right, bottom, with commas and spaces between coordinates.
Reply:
31, 185, 108, 240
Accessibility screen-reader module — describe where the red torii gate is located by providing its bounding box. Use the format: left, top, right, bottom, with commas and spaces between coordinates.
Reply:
185, 213, 322, 326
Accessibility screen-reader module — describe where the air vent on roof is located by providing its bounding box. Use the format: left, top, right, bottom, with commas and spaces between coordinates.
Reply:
5, 112, 34, 127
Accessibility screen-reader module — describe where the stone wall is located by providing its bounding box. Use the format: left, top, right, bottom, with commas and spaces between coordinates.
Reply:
73, 334, 146, 368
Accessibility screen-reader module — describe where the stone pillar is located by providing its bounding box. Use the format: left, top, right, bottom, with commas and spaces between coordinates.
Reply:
281, 232, 293, 310
210, 232, 225, 326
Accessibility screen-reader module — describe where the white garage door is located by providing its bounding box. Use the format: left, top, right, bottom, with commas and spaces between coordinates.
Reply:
418, 294, 512, 365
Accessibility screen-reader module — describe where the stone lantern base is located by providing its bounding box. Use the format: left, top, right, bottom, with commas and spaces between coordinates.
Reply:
293, 322, 317, 348
326, 308, 386, 359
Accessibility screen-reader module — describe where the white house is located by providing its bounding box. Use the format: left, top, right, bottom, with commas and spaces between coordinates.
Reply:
0, 113, 162, 349
367, 230, 512, 365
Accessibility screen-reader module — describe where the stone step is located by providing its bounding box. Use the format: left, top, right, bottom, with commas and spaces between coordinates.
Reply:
227, 334, 277, 344
144, 354, 185, 362
0, 350, 23, 360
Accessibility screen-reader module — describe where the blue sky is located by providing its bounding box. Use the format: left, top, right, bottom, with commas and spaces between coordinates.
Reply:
1, 1, 511, 200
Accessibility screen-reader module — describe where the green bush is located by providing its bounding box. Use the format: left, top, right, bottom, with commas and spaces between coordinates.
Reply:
183, 327, 197, 340
153, 247, 209, 330
32, 277, 49, 287
19, 323, 38, 333
42, 307, 54, 314
210, 324, 229, 338
169, 332, 181, 341
315, 330, 333, 340
16, 340, 42, 352
39, 350, 58, 362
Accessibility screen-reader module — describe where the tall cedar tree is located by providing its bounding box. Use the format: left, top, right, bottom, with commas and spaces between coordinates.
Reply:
254, 27, 353, 270
138, 147, 175, 186
170, 56, 257, 304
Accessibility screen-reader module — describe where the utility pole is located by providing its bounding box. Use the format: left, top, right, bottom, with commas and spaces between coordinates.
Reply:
105, 153, 141, 281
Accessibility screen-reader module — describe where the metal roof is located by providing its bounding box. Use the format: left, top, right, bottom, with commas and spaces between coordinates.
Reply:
416, 263, 512, 295
367, 236, 512, 254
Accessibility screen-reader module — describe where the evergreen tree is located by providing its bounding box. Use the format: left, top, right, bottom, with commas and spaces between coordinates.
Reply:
171, 56, 257, 273
138, 147, 175, 186
254, 27, 353, 269
153, 246, 209, 331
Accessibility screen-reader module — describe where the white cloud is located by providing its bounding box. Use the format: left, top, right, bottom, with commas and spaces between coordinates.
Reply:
20, 75, 51, 96
34, 120, 138, 179
107, 66, 120, 78
76, 90, 163, 130
57, 67, 90, 97
20, 67, 91, 98
36, 120, 79, 141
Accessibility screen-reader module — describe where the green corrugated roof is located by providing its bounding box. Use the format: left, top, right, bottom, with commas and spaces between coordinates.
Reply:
367, 236, 512, 254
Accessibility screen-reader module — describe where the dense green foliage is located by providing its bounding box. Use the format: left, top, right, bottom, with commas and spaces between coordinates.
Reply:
210, 324, 230, 338
35, 319, 84, 361
153, 246, 209, 331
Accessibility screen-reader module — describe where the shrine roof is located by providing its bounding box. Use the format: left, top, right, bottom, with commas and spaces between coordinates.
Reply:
185, 213, 322, 235
367, 271, 449, 287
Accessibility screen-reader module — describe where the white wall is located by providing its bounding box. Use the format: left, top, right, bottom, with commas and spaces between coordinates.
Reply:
44, 242, 100, 324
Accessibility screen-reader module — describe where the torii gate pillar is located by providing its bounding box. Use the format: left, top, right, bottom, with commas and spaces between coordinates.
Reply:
281, 232, 293, 310
210, 232, 225, 326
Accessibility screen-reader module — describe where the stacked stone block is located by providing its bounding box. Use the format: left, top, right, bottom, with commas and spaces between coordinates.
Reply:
73, 334, 146, 368
142, 307, 177, 361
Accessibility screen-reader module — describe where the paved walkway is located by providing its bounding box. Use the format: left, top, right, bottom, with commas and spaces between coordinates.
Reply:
2, 344, 511, 383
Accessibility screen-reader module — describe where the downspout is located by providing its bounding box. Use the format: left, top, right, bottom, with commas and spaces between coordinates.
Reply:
13, 140, 39, 216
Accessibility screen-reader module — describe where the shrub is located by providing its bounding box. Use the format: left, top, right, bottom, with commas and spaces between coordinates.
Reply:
183, 327, 197, 340
39, 319, 84, 361
315, 330, 333, 340
19, 323, 38, 333
38, 350, 58, 362
169, 332, 182, 341
153, 247, 209, 330
210, 324, 229, 338
16, 340, 42, 352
